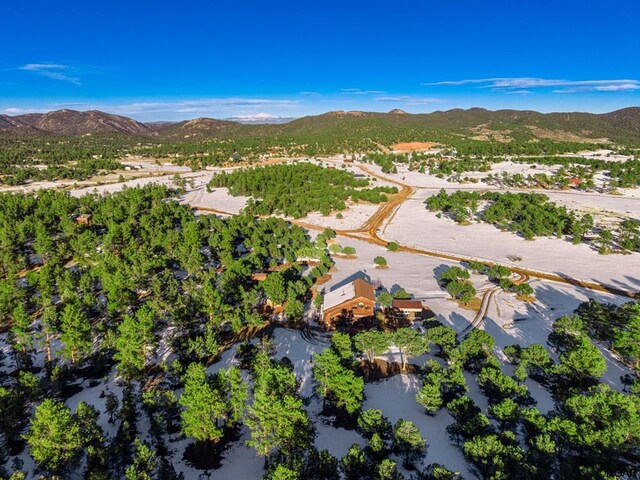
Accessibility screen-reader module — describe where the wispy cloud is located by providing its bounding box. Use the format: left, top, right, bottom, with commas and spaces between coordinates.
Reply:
2, 107, 35, 115
375, 95, 440, 105
2, 97, 303, 120
424, 77, 640, 93
106, 98, 300, 115
299, 91, 320, 96
18, 63, 82, 85
225, 112, 296, 124
504, 89, 533, 95
340, 88, 386, 95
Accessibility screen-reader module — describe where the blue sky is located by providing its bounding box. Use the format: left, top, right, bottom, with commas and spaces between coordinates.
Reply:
2, 0, 639, 120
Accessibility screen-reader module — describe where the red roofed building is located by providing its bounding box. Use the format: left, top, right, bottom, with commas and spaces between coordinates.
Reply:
322, 278, 375, 325
392, 299, 424, 321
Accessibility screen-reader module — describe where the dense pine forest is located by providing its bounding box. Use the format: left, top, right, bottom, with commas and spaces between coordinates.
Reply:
0, 181, 637, 479
208, 163, 398, 218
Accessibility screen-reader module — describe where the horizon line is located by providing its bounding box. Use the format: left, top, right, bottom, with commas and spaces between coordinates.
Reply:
2, 104, 639, 123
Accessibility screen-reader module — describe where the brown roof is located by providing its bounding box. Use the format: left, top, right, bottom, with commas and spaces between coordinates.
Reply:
392, 299, 423, 311
353, 278, 375, 302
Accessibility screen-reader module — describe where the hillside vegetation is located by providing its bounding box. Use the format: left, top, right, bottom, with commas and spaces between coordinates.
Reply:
1, 108, 640, 173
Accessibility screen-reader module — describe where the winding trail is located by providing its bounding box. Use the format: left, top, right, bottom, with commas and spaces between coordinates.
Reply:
458, 287, 501, 339
336, 165, 636, 299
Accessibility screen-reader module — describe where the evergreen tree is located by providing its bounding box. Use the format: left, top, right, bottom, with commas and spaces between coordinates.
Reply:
357, 409, 392, 441
246, 362, 311, 465
463, 434, 524, 480
376, 291, 393, 308
60, 302, 92, 364
424, 325, 458, 358
124, 438, 156, 480
24, 399, 83, 475
114, 305, 156, 380
340, 444, 369, 480
10, 304, 33, 369
331, 332, 355, 366
558, 335, 606, 381
392, 328, 426, 370
75, 401, 107, 476
354, 331, 390, 363
393, 419, 427, 469
179, 363, 226, 443
416, 382, 443, 414
263, 272, 288, 305
313, 349, 363, 414
612, 307, 640, 370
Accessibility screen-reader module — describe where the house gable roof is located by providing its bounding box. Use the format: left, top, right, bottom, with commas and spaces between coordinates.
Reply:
392, 299, 423, 311
323, 278, 375, 311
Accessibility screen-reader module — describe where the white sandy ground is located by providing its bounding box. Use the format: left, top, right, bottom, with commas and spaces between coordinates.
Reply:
380, 189, 640, 292
364, 374, 474, 478
301, 202, 379, 231
560, 149, 636, 163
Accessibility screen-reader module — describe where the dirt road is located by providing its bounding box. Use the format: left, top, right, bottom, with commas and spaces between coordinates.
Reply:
191, 160, 636, 299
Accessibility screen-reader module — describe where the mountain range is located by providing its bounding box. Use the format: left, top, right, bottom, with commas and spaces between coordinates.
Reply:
1, 107, 639, 144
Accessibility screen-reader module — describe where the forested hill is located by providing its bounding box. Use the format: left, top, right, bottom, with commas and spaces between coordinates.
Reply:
279, 107, 640, 145
1, 107, 640, 147
0, 109, 152, 135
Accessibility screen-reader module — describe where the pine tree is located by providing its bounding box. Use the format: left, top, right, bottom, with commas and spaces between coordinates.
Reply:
340, 444, 369, 480
392, 419, 427, 468
60, 302, 92, 364
10, 304, 33, 369
331, 332, 355, 366
313, 349, 363, 414
221, 366, 248, 425
39, 306, 60, 365
613, 309, 640, 370
559, 334, 606, 381
357, 409, 392, 440
416, 382, 443, 414
75, 401, 107, 476
392, 328, 426, 370
24, 399, 83, 475
179, 363, 227, 443
425, 325, 458, 358
263, 272, 288, 305
354, 331, 390, 363
124, 438, 156, 480
114, 305, 156, 380
313, 349, 343, 405
246, 363, 310, 465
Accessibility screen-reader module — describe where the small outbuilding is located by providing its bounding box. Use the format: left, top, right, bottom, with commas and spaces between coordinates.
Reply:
392, 299, 424, 321
75, 214, 92, 226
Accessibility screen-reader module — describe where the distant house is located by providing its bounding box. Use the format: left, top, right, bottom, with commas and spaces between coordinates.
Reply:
569, 177, 582, 187
322, 278, 375, 324
392, 299, 424, 321
75, 214, 92, 226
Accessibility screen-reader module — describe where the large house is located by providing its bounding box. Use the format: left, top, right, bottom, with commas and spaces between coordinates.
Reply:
322, 278, 375, 324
